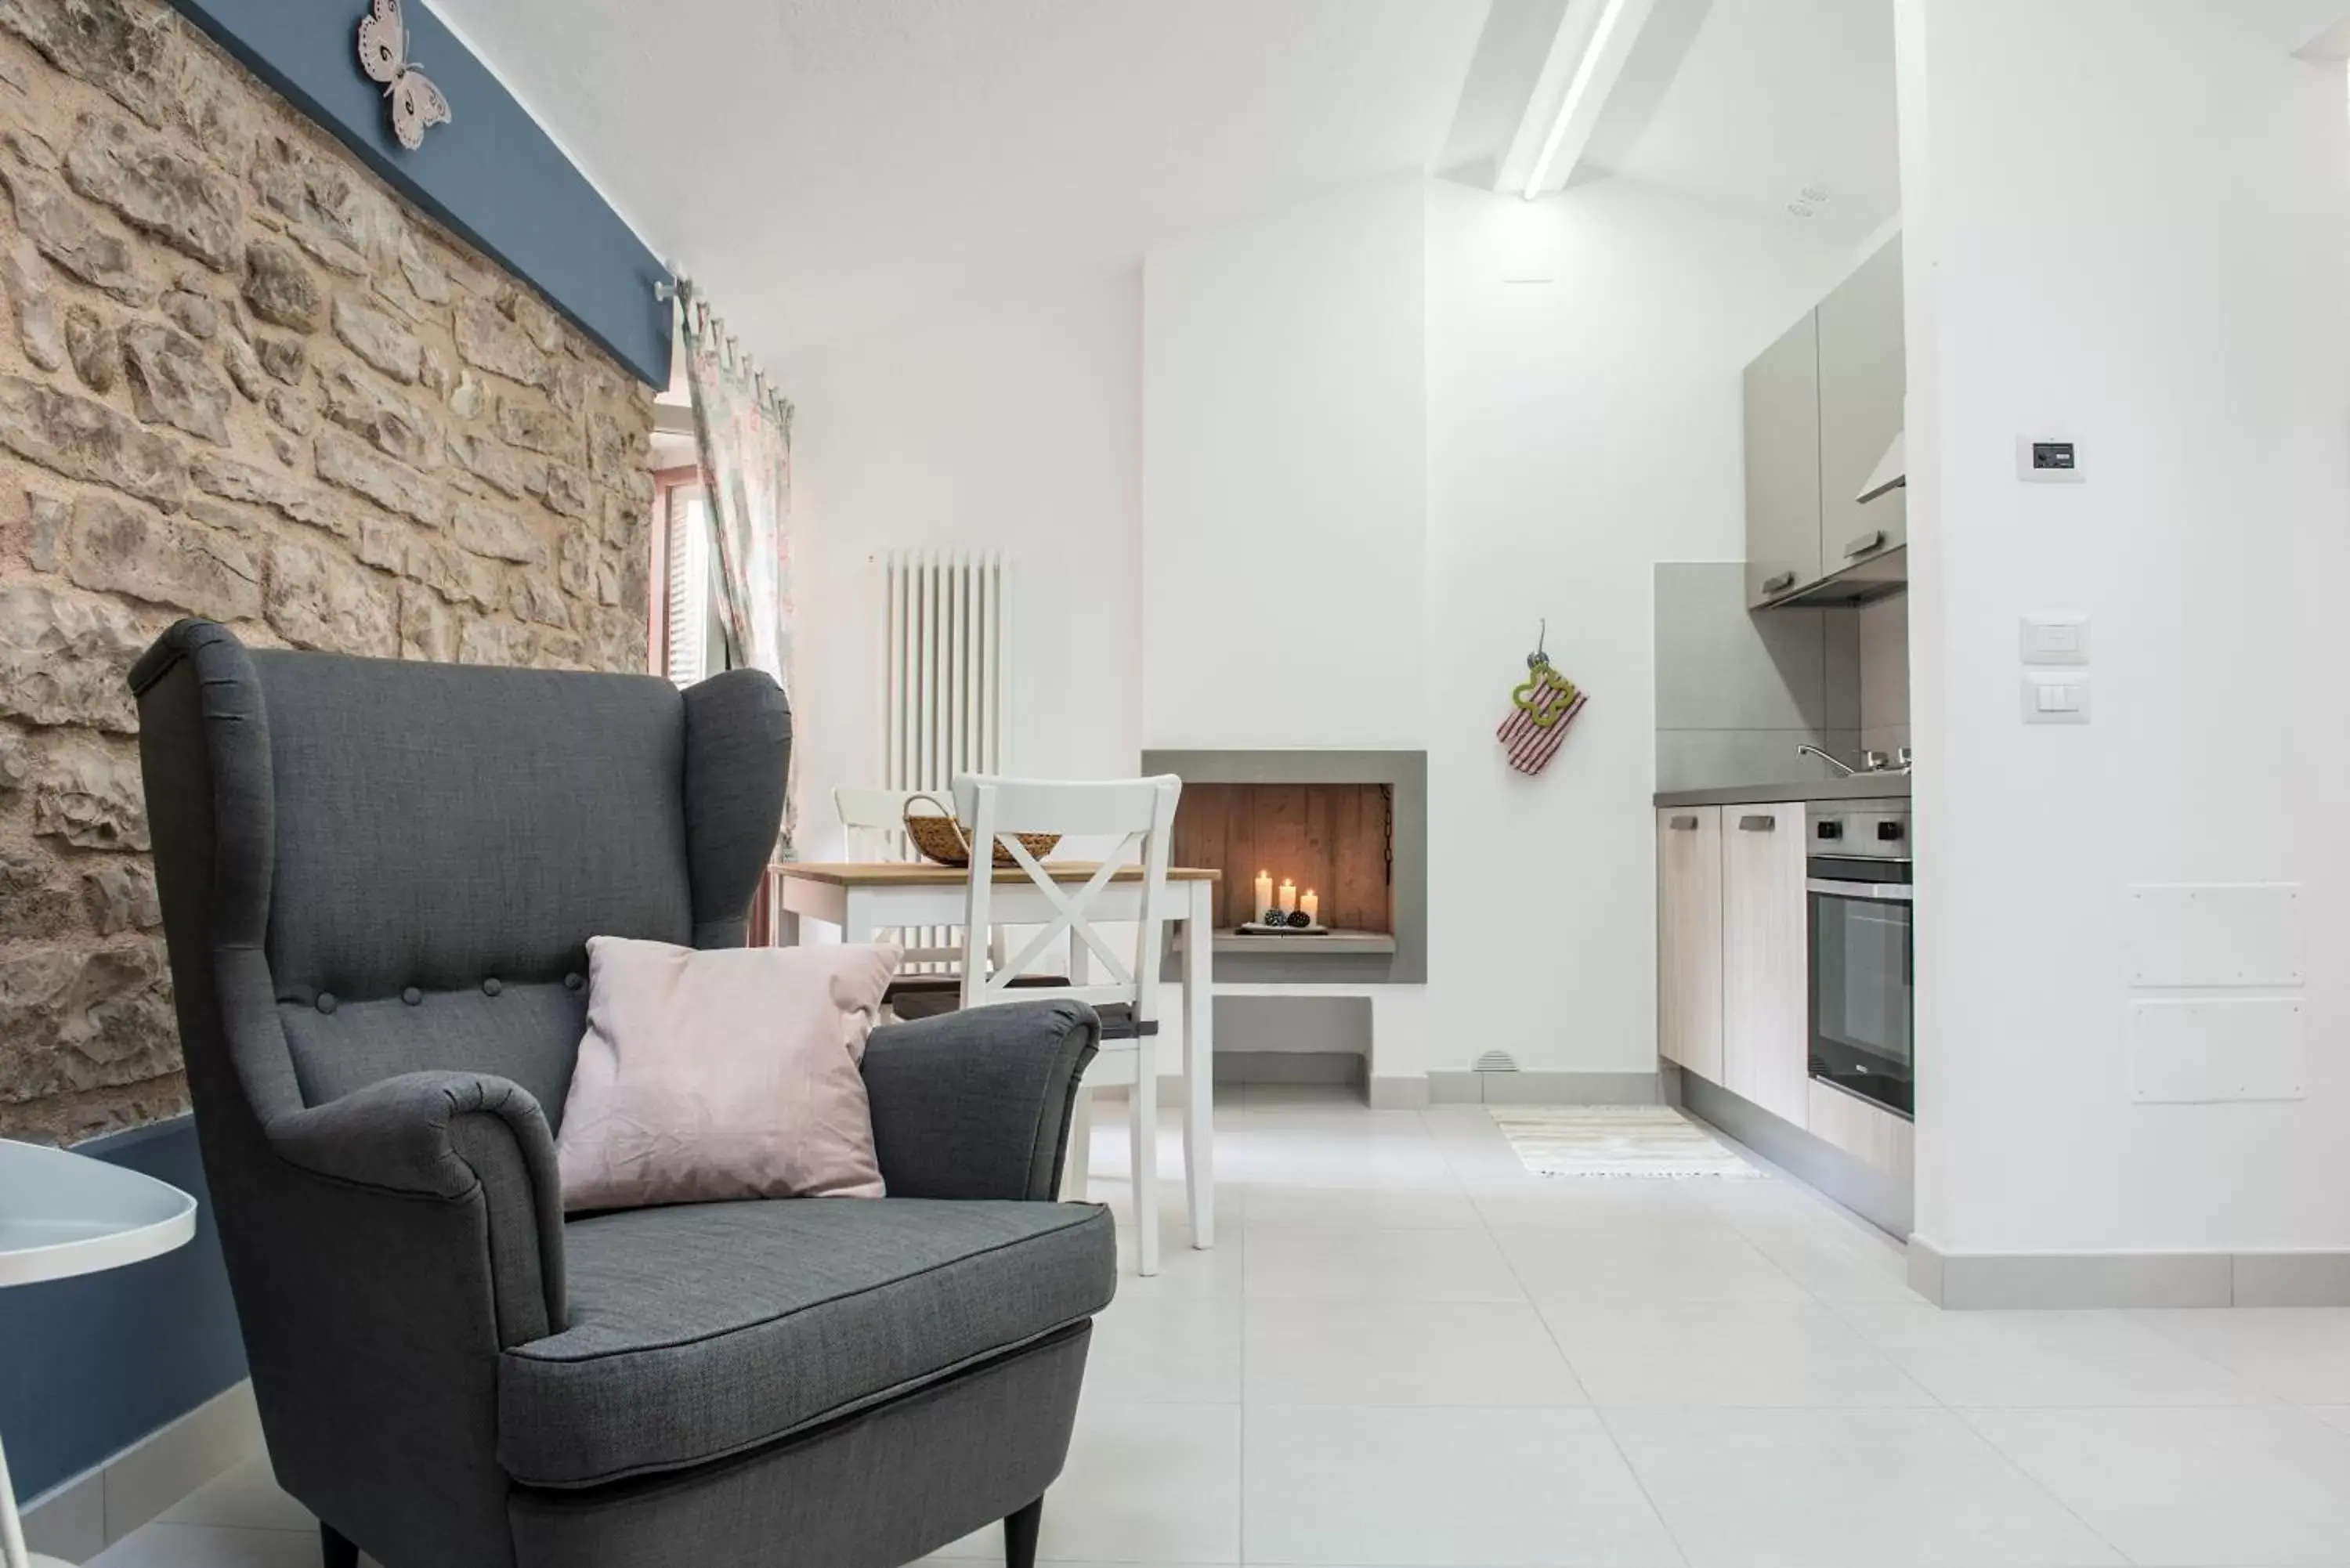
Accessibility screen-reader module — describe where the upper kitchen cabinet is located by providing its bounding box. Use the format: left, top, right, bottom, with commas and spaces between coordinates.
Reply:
1744, 235, 1907, 609
1743, 311, 1824, 608
1818, 237, 1907, 569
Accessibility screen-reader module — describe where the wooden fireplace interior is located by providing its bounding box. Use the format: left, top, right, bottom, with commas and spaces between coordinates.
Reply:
1171, 783, 1394, 934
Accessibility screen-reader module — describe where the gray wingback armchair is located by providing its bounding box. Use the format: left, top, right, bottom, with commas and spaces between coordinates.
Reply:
128, 620, 1115, 1568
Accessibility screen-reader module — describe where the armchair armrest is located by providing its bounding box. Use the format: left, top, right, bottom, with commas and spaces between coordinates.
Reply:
266, 1070, 566, 1342
862, 1000, 1100, 1201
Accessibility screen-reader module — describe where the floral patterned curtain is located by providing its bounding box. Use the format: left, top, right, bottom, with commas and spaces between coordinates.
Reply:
678, 281, 799, 852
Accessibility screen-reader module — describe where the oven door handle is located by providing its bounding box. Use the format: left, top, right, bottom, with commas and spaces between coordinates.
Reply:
1809, 879, 1914, 901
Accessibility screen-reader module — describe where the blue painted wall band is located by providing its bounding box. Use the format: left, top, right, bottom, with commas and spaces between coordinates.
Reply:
0, 1118, 246, 1501
167, 0, 672, 388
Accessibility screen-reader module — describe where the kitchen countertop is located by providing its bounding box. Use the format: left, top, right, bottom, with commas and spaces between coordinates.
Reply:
1654, 775, 1911, 808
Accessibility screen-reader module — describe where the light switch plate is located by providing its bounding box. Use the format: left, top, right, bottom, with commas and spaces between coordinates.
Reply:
2022, 674, 2091, 723
2021, 616, 2091, 665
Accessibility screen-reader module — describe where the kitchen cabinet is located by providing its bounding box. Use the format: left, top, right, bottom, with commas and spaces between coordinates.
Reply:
1806, 1079, 1914, 1183
1720, 802, 1810, 1125
1817, 237, 1907, 568
1744, 236, 1906, 609
1656, 807, 1723, 1082
1742, 311, 1823, 608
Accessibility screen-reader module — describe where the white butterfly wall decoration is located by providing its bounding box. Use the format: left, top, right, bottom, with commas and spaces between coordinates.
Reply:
357, 0, 452, 151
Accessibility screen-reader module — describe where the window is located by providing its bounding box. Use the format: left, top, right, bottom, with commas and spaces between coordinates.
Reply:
647, 468, 730, 688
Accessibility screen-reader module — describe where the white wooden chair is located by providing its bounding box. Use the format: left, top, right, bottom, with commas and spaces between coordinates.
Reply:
951, 774, 1182, 1276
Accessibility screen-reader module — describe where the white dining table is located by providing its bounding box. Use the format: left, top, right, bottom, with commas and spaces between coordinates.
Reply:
770, 861, 1217, 1251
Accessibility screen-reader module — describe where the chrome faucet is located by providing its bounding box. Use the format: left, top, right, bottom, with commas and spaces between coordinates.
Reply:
1795, 743, 1859, 778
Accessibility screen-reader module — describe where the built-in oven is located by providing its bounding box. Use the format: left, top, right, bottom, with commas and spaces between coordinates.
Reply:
1806, 804, 1913, 1119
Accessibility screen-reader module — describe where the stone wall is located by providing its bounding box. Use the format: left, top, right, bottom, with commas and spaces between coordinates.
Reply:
0, 0, 656, 1143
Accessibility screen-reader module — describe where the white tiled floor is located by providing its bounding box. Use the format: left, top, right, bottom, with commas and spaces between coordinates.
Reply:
89, 1083, 2350, 1567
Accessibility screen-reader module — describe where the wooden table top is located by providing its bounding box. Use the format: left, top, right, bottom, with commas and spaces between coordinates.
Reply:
776, 861, 1222, 887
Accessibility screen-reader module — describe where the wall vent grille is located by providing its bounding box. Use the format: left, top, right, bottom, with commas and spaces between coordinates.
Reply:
1473, 1050, 1520, 1074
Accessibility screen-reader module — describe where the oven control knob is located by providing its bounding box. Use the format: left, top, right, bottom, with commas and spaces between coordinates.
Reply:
1877, 821, 1906, 842
1816, 821, 1843, 840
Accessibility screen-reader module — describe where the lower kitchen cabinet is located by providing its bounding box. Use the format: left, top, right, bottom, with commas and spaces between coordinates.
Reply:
1806, 1078, 1914, 1183
1720, 801, 1810, 1126
1656, 807, 1723, 1081
1659, 795, 1914, 1208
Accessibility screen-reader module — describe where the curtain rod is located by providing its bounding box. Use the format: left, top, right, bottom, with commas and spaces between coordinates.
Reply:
660, 273, 790, 425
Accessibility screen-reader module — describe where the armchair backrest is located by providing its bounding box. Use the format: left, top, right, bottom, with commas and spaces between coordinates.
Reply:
131, 620, 790, 1128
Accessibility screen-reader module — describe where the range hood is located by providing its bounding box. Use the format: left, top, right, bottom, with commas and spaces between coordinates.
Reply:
1764, 432, 1910, 607
1856, 431, 1905, 504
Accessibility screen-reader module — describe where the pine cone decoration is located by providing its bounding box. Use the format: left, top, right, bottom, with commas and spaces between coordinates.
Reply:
1286, 910, 1313, 929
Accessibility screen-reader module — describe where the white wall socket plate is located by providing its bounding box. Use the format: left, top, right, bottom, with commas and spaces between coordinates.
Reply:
2022, 673, 2092, 723
2020, 616, 2091, 665
2017, 436, 2084, 482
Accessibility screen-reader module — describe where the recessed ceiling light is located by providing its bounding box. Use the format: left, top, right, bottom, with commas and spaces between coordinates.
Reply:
1523, 0, 1636, 199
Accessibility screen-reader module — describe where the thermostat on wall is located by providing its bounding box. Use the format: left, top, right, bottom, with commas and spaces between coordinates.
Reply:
2017, 437, 2083, 482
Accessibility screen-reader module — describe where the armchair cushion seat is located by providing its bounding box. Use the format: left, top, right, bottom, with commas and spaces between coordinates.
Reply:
498, 1196, 1115, 1488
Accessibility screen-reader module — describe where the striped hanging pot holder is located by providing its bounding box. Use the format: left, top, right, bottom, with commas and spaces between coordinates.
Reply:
1497, 647, 1586, 776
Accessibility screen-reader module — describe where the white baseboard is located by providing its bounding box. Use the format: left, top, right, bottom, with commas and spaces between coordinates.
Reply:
1907, 1239, 2350, 1309
1426, 1070, 1664, 1106
22, 1382, 264, 1560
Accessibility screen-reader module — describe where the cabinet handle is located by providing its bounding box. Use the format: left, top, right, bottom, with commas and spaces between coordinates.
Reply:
1738, 814, 1777, 833
1761, 570, 1797, 595
1844, 529, 1887, 559
1668, 815, 1701, 831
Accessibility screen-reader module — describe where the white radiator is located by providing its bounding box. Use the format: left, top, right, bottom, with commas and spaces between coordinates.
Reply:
877, 550, 1014, 966
880, 549, 1014, 797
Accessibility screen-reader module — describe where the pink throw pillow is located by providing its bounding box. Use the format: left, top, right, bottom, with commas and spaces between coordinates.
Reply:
555, 936, 902, 1212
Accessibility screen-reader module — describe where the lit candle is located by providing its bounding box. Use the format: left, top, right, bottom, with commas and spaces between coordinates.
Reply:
1254, 869, 1274, 915
1278, 879, 1297, 915
1300, 889, 1319, 925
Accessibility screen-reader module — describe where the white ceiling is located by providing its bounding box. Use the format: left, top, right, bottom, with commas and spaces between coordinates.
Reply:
1589, 0, 1901, 249
435, 0, 1490, 359
1438, 1, 1900, 249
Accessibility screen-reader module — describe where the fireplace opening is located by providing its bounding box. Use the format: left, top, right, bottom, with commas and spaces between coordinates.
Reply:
1171, 783, 1394, 938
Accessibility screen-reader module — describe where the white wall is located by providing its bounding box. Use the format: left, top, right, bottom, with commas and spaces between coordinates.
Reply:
1423, 179, 1853, 1074
788, 269, 1144, 860
1141, 177, 1430, 749
1900, 0, 2350, 1252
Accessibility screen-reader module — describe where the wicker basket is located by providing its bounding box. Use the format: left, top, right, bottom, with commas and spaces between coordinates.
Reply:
901, 793, 1061, 869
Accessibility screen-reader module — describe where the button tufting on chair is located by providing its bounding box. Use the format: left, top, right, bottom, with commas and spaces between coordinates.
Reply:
402, 986, 422, 1006
482, 977, 502, 996
563, 972, 584, 992
315, 992, 338, 1014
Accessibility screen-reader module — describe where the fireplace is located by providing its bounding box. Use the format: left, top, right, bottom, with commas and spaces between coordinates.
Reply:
1173, 783, 1394, 938
1142, 751, 1426, 989
1144, 750, 1426, 1100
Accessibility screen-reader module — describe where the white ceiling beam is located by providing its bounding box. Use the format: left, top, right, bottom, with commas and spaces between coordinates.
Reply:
1494, 0, 1661, 199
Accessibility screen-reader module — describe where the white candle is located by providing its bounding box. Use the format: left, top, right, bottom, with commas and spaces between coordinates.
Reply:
1300, 889, 1319, 925
1278, 879, 1297, 915
1254, 869, 1274, 915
